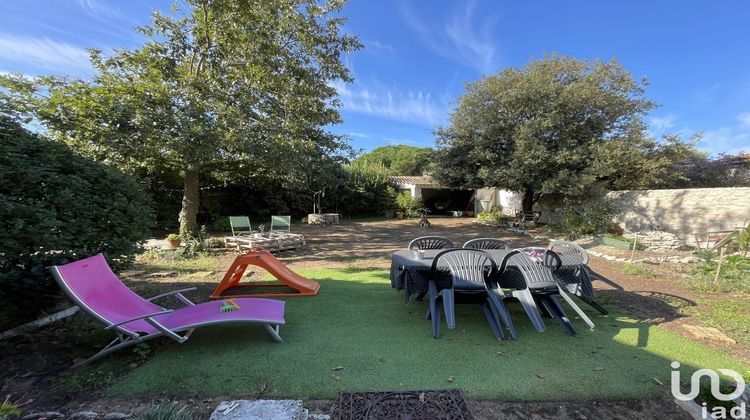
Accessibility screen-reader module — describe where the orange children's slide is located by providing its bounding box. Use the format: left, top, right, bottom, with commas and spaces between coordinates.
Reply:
210, 251, 320, 299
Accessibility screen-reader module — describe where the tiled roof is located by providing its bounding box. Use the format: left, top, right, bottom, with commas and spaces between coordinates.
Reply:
390, 175, 442, 187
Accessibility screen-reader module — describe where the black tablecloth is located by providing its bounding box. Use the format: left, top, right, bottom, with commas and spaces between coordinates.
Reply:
389, 249, 596, 302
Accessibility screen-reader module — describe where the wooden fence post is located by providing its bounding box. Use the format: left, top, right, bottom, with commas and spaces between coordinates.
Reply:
713, 247, 725, 284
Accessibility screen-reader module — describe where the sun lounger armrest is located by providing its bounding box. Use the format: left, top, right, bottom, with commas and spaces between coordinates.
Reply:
104, 309, 174, 330
147, 287, 197, 306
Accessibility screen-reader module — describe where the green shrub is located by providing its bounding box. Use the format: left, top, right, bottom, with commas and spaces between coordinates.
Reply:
327, 161, 397, 217
561, 197, 617, 239
211, 217, 232, 233
395, 191, 423, 218
686, 255, 750, 293
477, 207, 503, 224
0, 117, 153, 326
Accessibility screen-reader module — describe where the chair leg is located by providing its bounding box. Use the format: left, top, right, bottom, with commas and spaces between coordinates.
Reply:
558, 288, 595, 329
72, 335, 141, 369
583, 298, 608, 315
514, 289, 546, 332
487, 292, 516, 340
480, 301, 504, 340
264, 324, 283, 342
428, 281, 441, 338
443, 288, 456, 329
541, 295, 576, 336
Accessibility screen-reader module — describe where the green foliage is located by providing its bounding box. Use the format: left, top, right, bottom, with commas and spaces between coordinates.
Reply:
477, 207, 503, 224
166, 233, 181, 241
733, 224, 750, 257
0, 395, 31, 420
328, 161, 397, 216
353, 145, 434, 175
0, 118, 153, 326
211, 218, 231, 233
686, 256, 750, 293
135, 403, 193, 420
622, 263, 653, 278
395, 191, 423, 217
0, 0, 360, 236
560, 197, 617, 239
433, 55, 704, 207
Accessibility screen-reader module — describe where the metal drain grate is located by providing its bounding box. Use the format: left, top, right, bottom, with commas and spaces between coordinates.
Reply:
337, 389, 474, 420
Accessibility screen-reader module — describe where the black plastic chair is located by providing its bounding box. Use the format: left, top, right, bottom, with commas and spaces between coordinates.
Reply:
462, 238, 511, 250
499, 250, 594, 336
547, 241, 607, 314
425, 249, 515, 340
408, 236, 454, 250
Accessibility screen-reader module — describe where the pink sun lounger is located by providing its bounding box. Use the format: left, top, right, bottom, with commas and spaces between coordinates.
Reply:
50, 254, 285, 368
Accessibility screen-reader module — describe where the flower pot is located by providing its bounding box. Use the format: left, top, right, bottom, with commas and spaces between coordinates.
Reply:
395, 211, 405, 220
166, 239, 181, 248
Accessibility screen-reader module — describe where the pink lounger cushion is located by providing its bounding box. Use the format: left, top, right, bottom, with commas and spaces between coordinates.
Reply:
54, 254, 285, 336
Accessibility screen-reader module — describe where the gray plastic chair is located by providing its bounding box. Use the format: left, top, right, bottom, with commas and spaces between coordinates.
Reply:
426, 249, 515, 340
462, 238, 511, 250
500, 250, 594, 336
408, 236, 454, 250
547, 240, 589, 266
547, 241, 607, 314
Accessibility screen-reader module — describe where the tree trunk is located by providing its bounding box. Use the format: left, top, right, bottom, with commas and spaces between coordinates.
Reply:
179, 166, 200, 238
522, 187, 535, 212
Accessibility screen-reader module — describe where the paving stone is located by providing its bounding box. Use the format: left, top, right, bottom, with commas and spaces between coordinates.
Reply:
210, 400, 303, 420
147, 271, 178, 278
682, 324, 737, 345
70, 412, 98, 419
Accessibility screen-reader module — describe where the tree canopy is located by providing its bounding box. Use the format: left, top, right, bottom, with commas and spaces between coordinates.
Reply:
353, 145, 434, 175
434, 55, 696, 210
0, 0, 360, 236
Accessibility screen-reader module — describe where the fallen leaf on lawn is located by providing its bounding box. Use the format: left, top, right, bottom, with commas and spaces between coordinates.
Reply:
496, 351, 508, 357
594, 367, 604, 371
536, 374, 545, 379
652, 377, 664, 386
378, 357, 385, 363
419, 393, 425, 403
447, 375, 455, 383
331, 374, 341, 381
331, 365, 344, 371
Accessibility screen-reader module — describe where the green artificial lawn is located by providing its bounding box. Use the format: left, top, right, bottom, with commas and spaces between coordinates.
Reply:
109, 269, 750, 400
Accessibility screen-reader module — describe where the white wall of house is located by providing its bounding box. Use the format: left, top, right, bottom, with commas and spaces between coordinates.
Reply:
395, 183, 421, 199
497, 190, 523, 216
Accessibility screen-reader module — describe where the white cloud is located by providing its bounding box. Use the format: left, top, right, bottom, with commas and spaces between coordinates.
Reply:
331, 80, 447, 125
400, 0, 497, 73
737, 112, 750, 127
0, 33, 92, 75
347, 132, 370, 138
366, 40, 396, 54
698, 126, 750, 156
648, 114, 677, 133
77, 0, 123, 20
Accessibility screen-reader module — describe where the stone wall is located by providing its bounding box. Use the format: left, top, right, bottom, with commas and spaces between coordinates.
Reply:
607, 187, 750, 246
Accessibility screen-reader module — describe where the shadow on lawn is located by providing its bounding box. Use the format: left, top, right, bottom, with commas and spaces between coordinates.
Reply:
84, 272, 748, 402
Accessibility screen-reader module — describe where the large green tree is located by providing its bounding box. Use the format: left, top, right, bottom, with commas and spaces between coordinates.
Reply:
1, 0, 359, 236
434, 55, 673, 211
353, 145, 434, 175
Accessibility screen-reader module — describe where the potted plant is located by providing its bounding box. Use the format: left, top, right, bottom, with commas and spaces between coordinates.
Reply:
256, 224, 267, 237
166, 233, 181, 248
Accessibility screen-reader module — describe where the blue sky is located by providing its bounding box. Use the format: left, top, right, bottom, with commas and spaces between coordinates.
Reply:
2, 1, 749, 156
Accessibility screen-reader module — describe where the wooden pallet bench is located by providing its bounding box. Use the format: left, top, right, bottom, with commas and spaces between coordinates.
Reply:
225, 232, 306, 253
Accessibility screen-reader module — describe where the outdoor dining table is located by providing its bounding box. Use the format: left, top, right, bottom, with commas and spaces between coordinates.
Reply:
389, 248, 596, 303
389, 249, 515, 303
